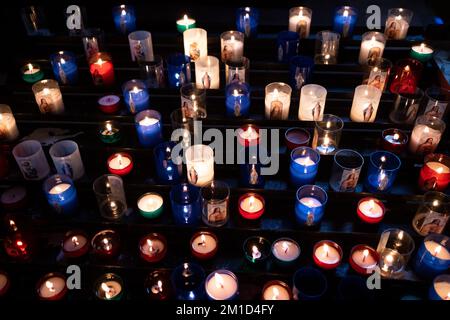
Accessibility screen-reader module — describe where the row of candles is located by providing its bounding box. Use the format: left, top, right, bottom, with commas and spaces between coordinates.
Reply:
2, 225, 449, 300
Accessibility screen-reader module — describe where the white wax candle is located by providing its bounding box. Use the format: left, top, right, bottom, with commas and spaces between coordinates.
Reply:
140, 238, 165, 256
240, 195, 263, 213
206, 272, 238, 300
359, 37, 385, 65
34, 88, 64, 114
139, 117, 159, 126
191, 234, 217, 255
49, 183, 71, 195
24, 63, 39, 74
385, 16, 409, 40
314, 243, 340, 264
358, 199, 384, 218
101, 281, 122, 299
186, 145, 214, 187
425, 241, 450, 260
298, 84, 327, 121
412, 43, 433, 54
0, 273, 8, 292
183, 28, 208, 61
426, 162, 450, 174
63, 235, 87, 252
299, 197, 322, 208
39, 276, 65, 299
289, 12, 311, 38
272, 240, 300, 262
351, 249, 377, 269
265, 89, 291, 120
409, 125, 442, 154
221, 36, 244, 63
434, 280, 450, 300
263, 284, 290, 300
294, 156, 315, 166
0, 113, 19, 141
138, 194, 163, 212
350, 85, 382, 122
109, 154, 131, 170
195, 56, 220, 89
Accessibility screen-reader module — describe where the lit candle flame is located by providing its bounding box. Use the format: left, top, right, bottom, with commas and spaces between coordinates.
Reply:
368, 199, 375, 211
96, 58, 104, 66
102, 238, 111, 251
45, 280, 55, 292
362, 249, 369, 263
395, 15, 402, 21
117, 154, 123, 168
28, 63, 33, 71
233, 89, 239, 96
72, 236, 79, 247
380, 156, 386, 163
326, 121, 331, 129
433, 245, 442, 257
182, 185, 188, 193
437, 167, 444, 174
420, 43, 425, 52
272, 287, 280, 300
231, 35, 235, 42
433, 200, 440, 207
323, 243, 329, 257
393, 133, 400, 141
183, 14, 188, 22
252, 245, 260, 259
249, 195, 255, 210
323, 135, 330, 146
121, 9, 127, 16
60, 58, 66, 64
398, 231, 404, 240
214, 273, 225, 289
343, 9, 349, 17
101, 283, 114, 299
404, 65, 410, 72
147, 239, 154, 253
106, 123, 112, 132
43, 88, 50, 95
132, 86, 140, 93
282, 241, 289, 254
157, 280, 163, 292
200, 234, 206, 246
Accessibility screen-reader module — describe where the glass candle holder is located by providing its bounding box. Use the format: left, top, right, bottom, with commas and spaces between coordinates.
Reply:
0, 270, 10, 297
43, 174, 78, 215
128, 30, 154, 62
225, 81, 250, 118
89, 52, 115, 86
389, 58, 423, 94
350, 85, 382, 122
36, 273, 67, 301
313, 240, 343, 269
329, 149, 364, 192
4, 233, 32, 260
21, 6, 51, 36
292, 267, 327, 300
94, 273, 124, 301
99, 120, 121, 144
139, 233, 167, 263
333, 6, 357, 38
285, 127, 310, 150
277, 31, 299, 63
93, 174, 127, 220
358, 32, 386, 65
91, 229, 120, 259
390, 88, 424, 124
107, 152, 133, 176
298, 84, 327, 121
50, 51, 78, 85
239, 152, 265, 188
32, 79, 64, 114
176, 14, 196, 33
423, 87, 449, 120
376, 228, 415, 279
314, 31, 340, 65
195, 56, 220, 89
290, 147, 320, 187
137, 192, 163, 219
220, 31, 244, 63
265, 82, 292, 120
167, 53, 191, 88
362, 58, 392, 91
414, 234, 450, 279
365, 151, 401, 193
243, 236, 271, 265
429, 274, 450, 300
122, 79, 150, 114
134, 109, 162, 147
384, 8, 413, 40
183, 28, 208, 61
237, 124, 259, 147
312, 114, 344, 155
171, 109, 195, 138
225, 57, 249, 85
419, 154, 450, 192
144, 270, 172, 301
381, 128, 408, 154
139, 56, 166, 89
290, 55, 314, 90
21, 62, 44, 83
190, 231, 218, 260
113, 4, 136, 34
412, 191, 449, 236
349, 245, 379, 275
288, 6, 312, 39
170, 183, 201, 225
236, 7, 259, 38
171, 262, 205, 300
153, 141, 182, 184
49, 140, 85, 181
82, 28, 103, 62
271, 238, 301, 267
180, 83, 207, 119
262, 280, 292, 300
295, 185, 328, 226
410, 43, 434, 63
0, 104, 19, 142
1, 186, 28, 211
409, 115, 445, 156
238, 192, 265, 220
185, 144, 214, 187
62, 230, 89, 259
12, 140, 50, 180
357, 197, 386, 223
201, 180, 230, 227
98, 95, 121, 114
205, 270, 238, 301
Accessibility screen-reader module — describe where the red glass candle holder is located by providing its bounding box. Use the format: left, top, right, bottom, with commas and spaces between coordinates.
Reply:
36, 272, 68, 301
1, 186, 28, 211
139, 233, 167, 263
312, 240, 343, 270
144, 270, 173, 300
418, 153, 450, 192
237, 124, 260, 147
285, 127, 311, 150
107, 152, 133, 176
89, 52, 115, 86
238, 193, 265, 220
381, 128, 408, 154
190, 231, 219, 260
62, 230, 90, 259
98, 94, 121, 114
91, 229, 120, 259
0, 270, 11, 297
357, 197, 386, 224
261, 280, 292, 300
349, 244, 379, 275
389, 58, 423, 95
4, 234, 31, 260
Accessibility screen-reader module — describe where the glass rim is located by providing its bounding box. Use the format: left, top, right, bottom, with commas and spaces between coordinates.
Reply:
285, 127, 311, 144
49, 140, 78, 158
265, 82, 292, 94
290, 146, 320, 163
316, 30, 341, 40
292, 266, 328, 298
200, 180, 230, 201
425, 86, 449, 102
289, 6, 312, 15
369, 151, 401, 172
295, 184, 328, 205
220, 30, 244, 39
380, 228, 415, 256
315, 114, 344, 132
12, 139, 42, 158
135, 109, 162, 123
397, 87, 424, 99
180, 82, 206, 97
333, 149, 364, 170
92, 174, 123, 195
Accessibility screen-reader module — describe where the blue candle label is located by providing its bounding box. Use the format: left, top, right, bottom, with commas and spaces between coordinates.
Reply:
423, 101, 447, 119
207, 202, 227, 224
66, 5, 82, 31
338, 168, 361, 192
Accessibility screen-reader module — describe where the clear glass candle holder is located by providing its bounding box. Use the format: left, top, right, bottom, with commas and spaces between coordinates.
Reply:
377, 228, 415, 279
288, 7, 312, 39
389, 58, 423, 95
171, 262, 205, 300
350, 84, 382, 123
43, 174, 78, 215
358, 32, 386, 65
409, 115, 445, 156
314, 31, 340, 65
292, 267, 327, 300
50, 51, 78, 85
312, 114, 344, 155
93, 174, 127, 220
265, 82, 292, 120
236, 7, 259, 38
183, 28, 208, 61
12, 140, 50, 180
170, 183, 201, 226
0, 104, 19, 142
362, 58, 392, 91
384, 8, 413, 40
225, 81, 251, 118
201, 180, 230, 227
365, 151, 401, 193
422, 87, 449, 120
225, 57, 250, 85
185, 144, 214, 187
112, 4, 136, 34
298, 84, 327, 121
180, 83, 207, 119
139, 56, 166, 89
167, 53, 191, 88
412, 191, 449, 236
128, 30, 154, 62
220, 31, 244, 63
295, 185, 328, 226
333, 6, 357, 38
32, 79, 64, 114
290, 55, 314, 90
82, 28, 103, 62
329, 149, 364, 192
122, 79, 150, 114
49, 140, 85, 181
94, 273, 124, 301
170, 108, 195, 137
418, 153, 450, 192
243, 236, 271, 265
414, 234, 450, 279
277, 31, 299, 63
389, 88, 423, 124
290, 147, 320, 187
21, 6, 51, 36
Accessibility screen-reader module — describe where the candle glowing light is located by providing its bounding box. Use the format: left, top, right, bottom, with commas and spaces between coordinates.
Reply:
72, 236, 79, 247
214, 273, 224, 289
282, 241, 289, 254
434, 245, 442, 257
362, 249, 369, 262
323, 243, 329, 258
272, 287, 280, 300
252, 245, 261, 259
101, 282, 115, 299
45, 280, 55, 293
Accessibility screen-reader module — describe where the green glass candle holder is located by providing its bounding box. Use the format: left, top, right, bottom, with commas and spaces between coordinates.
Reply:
99, 120, 121, 144
243, 236, 271, 266
137, 192, 164, 219
410, 43, 433, 63
176, 15, 196, 33
21, 63, 44, 83
94, 273, 124, 301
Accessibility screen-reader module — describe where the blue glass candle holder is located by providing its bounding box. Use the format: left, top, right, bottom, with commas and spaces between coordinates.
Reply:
50, 51, 78, 85
225, 81, 250, 118
123, 79, 150, 114
167, 53, 191, 88
153, 141, 182, 184
277, 31, 299, 63
333, 6, 357, 38
170, 183, 201, 225
414, 234, 450, 279
292, 267, 328, 300
134, 109, 163, 147
295, 185, 327, 226
112, 4, 136, 34
365, 151, 401, 193
171, 262, 205, 300
290, 147, 320, 187
429, 274, 450, 300
236, 7, 259, 38
43, 174, 78, 215
289, 56, 314, 90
